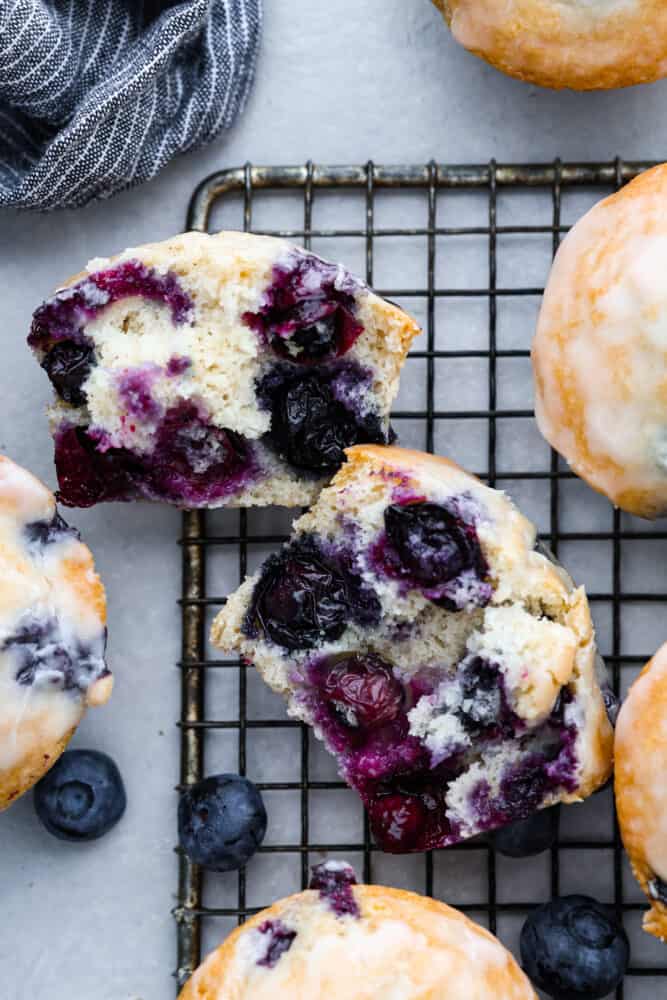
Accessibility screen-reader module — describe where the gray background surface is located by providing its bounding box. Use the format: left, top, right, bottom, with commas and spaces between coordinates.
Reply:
2, 2, 667, 998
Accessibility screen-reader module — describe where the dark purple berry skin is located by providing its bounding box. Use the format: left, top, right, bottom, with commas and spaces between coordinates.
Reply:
315, 654, 404, 730
264, 368, 386, 474
369, 793, 427, 852
178, 774, 267, 872
309, 861, 360, 918
256, 920, 297, 967
34, 750, 126, 841
256, 362, 388, 475
243, 252, 363, 364
246, 543, 350, 651
244, 538, 380, 651
24, 511, 79, 551
384, 501, 486, 589
40, 341, 95, 406
520, 895, 629, 999
29, 259, 193, 351
492, 805, 560, 858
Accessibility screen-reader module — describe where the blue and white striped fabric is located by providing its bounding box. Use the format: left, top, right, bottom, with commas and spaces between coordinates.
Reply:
0, 0, 262, 210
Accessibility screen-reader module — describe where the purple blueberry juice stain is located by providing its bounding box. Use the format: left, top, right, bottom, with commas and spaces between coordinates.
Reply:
309, 861, 360, 918
244, 252, 364, 363
166, 355, 191, 376
40, 342, 95, 407
5, 615, 108, 694
256, 920, 297, 968
53, 402, 257, 508
369, 497, 492, 610
117, 364, 163, 420
29, 259, 193, 350
297, 647, 580, 853
24, 511, 79, 552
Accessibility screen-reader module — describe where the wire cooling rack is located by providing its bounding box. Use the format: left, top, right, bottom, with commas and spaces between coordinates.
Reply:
174, 161, 667, 996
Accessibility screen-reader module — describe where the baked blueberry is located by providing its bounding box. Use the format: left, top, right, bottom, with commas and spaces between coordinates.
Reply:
520, 895, 629, 999
316, 653, 404, 730
492, 805, 559, 858
265, 369, 384, 474
33, 749, 126, 841
309, 860, 360, 917
178, 773, 267, 871
40, 341, 94, 407
369, 792, 427, 852
384, 501, 487, 590
246, 542, 351, 650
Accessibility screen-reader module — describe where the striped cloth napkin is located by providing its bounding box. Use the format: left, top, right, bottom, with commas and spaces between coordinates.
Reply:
0, 0, 262, 210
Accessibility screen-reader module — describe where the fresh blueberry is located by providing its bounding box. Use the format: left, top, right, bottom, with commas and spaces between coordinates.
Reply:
369, 792, 426, 852
246, 542, 350, 650
178, 774, 267, 872
384, 501, 484, 587
24, 511, 79, 550
243, 253, 363, 363
34, 749, 126, 841
457, 657, 518, 740
41, 341, 95, 407
492, 805, 560, 858
317, 653, 404, 729
520, 895, 629, 999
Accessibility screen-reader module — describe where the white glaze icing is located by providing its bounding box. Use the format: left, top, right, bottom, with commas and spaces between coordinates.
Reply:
0, 456, 108, 779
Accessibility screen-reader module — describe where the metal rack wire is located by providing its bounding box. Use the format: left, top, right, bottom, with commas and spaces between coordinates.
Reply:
174, 161, 667, 995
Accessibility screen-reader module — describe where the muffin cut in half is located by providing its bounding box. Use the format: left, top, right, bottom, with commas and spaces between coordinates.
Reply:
28, 231, 420, 509
212, 445, 613, 852
615, 641, 667, 942
0, 455, 110, 809
178, 860, 537, 998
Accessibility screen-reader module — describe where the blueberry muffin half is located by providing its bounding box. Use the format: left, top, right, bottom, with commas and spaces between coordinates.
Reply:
28, 231, 420, 508
212, 445, 613, 852
615, 642, 667, 941
0, 455, 110, 809
178, 861, 537, 998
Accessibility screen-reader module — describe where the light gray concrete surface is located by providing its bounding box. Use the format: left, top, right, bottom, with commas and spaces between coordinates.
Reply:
2, 2, 667, 998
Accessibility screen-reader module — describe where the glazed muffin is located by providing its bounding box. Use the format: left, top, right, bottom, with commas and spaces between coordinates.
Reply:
178, 860, 537, 998
615, 642, 667, 941
433, 1, 667, 90
0, 455, 110, 809
212, 445, 613, 852
533, 164, 667, 519
28, 231, 419, 509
